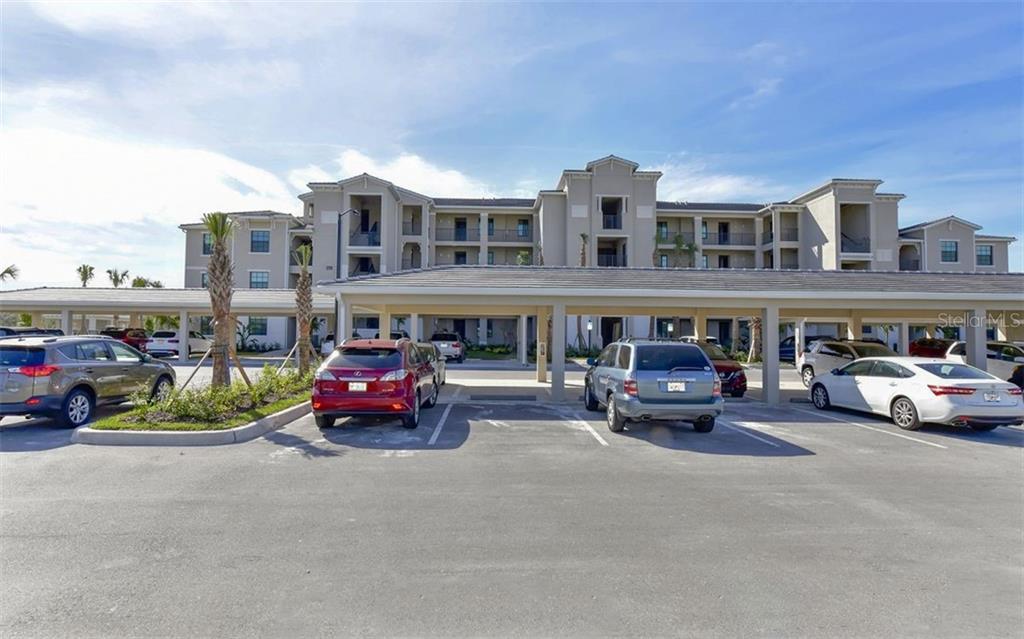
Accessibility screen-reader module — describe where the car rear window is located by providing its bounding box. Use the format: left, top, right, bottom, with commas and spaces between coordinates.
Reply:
101, 328, 125, 337
0, 347, 44, 366
635, 345, 711, 371
697, 343, 729, 360
916, 363, 994, 380
852, 343, 897, 357
126, 329, 147, 338
152, 331, 176, 338
431, 333, 459, 341
327, 347, 403, 369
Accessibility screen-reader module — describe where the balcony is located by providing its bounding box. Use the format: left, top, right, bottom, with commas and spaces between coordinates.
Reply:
602, 215, 622, 230
401, 258, 424, 270
597, 255, 625, 267
489, 228, 533, 242
899, 259, 921, 271
435, 227, 481, 242
841, 235, 871, 253
703, 232, 755, 246
780, 263, 800, 270
761, 231, 773, 245
657, 231, 695, 245
402, 222, 422, 236
779, 228, 799, 242
349, 231, 381, 247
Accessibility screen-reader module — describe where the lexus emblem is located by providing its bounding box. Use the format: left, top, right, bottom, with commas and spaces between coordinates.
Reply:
354, 371, 362, 377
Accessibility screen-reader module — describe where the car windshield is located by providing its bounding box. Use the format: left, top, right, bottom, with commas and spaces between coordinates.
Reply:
152, 331, 176, 338
0, 347, 44, 366
697, 343, 729, 360
852, 343, 896, 357
916, 363, 995, 380
431, 333, 459, 341
327, 347, 402, 369
635, 345, 710, 371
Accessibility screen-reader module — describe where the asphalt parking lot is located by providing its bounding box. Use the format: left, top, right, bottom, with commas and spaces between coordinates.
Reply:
2, 371, 1022, 637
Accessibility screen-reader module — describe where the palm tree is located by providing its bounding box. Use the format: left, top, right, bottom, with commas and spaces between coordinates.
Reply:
203, 212, 235, 387
747, 315, 762, 364
131, 276, 164, 288
292, 243, 314, 374
670, 234, 697, 339
106, 268, 129, 287
576, 233, 588, 350
0, 264, 19, 283
76, 264, 94, 287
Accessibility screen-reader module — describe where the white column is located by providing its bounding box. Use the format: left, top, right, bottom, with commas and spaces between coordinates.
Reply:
59, 309, 72, 335
336, 294, 352, 343
693, 311, 706, 341
178, 310, 189, 362
339, 206, 351, 279
409, 313, 420, 341
551, 303, 566, 401
898, 321, 910, 355
771, 209, 781, 270
380, 307, 392, 338
846, 314, 862, 340
693, 215, 703, 268
479, 212, 489, 265
795, 318, 806, 355
966, 308, 988, 371
754, 217, 764, 268
761, 305, 780, 405
536, 306, 549, 383
519, 313, 528, 366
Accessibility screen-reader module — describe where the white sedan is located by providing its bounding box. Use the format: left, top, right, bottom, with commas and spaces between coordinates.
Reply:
809, 356, 1023, 431
146, 330, 213, 358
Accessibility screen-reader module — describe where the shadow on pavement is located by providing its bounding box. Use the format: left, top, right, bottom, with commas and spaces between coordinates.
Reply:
617, 420, 814, 457
0, 420, 74, 452
261, 429, 345, 458
318, 411, 469, 450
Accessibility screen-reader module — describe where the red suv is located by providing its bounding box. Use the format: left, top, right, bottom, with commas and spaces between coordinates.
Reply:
100, 327, 149, 352
909, 338, 955, 358
312, 339, 439, 429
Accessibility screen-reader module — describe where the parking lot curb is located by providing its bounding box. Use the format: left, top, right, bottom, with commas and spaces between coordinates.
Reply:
71, 401, 311, 447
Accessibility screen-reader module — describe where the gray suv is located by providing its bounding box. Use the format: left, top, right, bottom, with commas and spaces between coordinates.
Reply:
0, 336, 176, 427
583, 339, 725, 433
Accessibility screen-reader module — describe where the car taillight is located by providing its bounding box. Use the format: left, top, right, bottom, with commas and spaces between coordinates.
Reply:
315, 368, 336, 381
1007, 388, 1022, 396
623, 378, 638, 397
928, 385, 975, 396
380, 369, 410, 382
17, 364, 61, 377
713, 379, 723, 398
453, 342, 461, 350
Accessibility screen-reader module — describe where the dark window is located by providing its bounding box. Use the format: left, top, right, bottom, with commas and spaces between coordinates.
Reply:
327, 347, 402, 369
249, 271, 270, 289
201, 232, 212, 255
616, 345, 631, 369
487, 251, 494, 265
455, 251, 468, 265
916, 363, 993, 379
248, 317, 268, 336
872, 361, 912, 378
0, 347, 44, 366
200, 272, 208, 288
77, 342, 114, 361
940, 240, 958, 263
250, 230, 271, 253
430, 333, 460, 342
657, 221, 669, 241
697, 343, 729, 360
597, 345, 618, 367
407, 345, 421, 365
718, 255, 730, 268
517, 219, 530, 238
659, 254, 668, 268
487, 218, 494, 236
109, 342, 142, 362
819, 343, 850, 358
850, 343, 896, 358
838, 360, 875, 376
948, 343, 966, 356
976, 245, 993, 266
635, 345, 710, 371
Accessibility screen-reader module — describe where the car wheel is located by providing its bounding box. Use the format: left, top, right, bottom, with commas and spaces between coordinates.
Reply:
457, 356, 464, 364
801, 366, 815, 388
151, 375, 174, 401
58, 388, 94, 428
424, 380, 439, 408
968, 423, 999, 432
693, 417, 715, 433
811, 384, 831, 410
606, 395, 625, 433
730, 391, 745, 398
584, 380, 600, 411
891, 397, 922, 431
315, 415, 335, 429
403, 392, 420, 429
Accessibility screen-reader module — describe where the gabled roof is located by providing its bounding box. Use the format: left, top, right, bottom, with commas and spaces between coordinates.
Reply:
585, 155, 640, 171
177, 210, 301, 231
433, 198, 535, 209
976, 234, 1017, 242
790, 179, 884, 204
898, 215, 983, 235
656, 201, 765, 213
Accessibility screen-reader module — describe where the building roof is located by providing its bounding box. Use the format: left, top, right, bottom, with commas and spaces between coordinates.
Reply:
656, 201, 765, 212
898, 215, 983, 235
433, 198, 536, 208
322, 265, 1024, 301
0, 287, 334, 314
975, 234, 1017, 242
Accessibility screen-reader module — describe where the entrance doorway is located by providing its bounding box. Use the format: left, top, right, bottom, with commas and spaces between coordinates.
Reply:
600, 317, 623, 347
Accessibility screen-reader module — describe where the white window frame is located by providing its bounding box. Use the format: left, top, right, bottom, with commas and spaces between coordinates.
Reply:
248, 270, 271, 289
975, 244, 994, 267
939, 239, 959, 264
249, 229, 271, 254
201, 232, 212, 256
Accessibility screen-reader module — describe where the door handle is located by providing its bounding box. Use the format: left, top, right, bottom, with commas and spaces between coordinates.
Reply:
84, 368, 95, 373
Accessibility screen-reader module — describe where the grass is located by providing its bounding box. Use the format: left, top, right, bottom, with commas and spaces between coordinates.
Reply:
466, 348, 514, 360
90, 392, 309, 432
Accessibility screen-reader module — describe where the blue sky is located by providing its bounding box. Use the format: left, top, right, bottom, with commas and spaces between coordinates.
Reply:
2, 1, 1022, 288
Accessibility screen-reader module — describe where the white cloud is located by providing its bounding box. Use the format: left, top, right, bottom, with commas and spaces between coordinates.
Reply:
729, 78, 782, 110
288, 150, 494, 198
648, 158, 786, 203
739, 41, 789, 66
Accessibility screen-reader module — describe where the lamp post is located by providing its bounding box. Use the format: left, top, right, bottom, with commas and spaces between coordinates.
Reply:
335, 208, 361, 278
586, 319, 593, 353
667, 322, 674, 339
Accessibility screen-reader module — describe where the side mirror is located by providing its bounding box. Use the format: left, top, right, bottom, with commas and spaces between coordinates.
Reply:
586, 357, 598, 367
830, 368, 841, 375
842, 353, 854, 360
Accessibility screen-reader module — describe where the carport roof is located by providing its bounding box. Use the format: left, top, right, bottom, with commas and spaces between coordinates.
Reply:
0, 287, 335, 314
323, 265, 1024, 302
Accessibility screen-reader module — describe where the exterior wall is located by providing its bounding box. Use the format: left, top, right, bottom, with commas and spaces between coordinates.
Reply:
801, 192, 837, 269
871, 199, 900, 270
976, 240, 1011, 272
538, 192, 567, 265
922, 221, 977, 272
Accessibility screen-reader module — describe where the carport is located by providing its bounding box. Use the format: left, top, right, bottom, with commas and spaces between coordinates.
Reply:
318, 266, 1024, 404
0, 287, 335, 362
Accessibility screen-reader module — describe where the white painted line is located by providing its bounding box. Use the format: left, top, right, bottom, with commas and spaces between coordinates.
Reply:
450, 386, 463, 400
428, 404, 453, 446
569, 411, 609, 447
719, 420, 780, 448
790, 406, 947, 449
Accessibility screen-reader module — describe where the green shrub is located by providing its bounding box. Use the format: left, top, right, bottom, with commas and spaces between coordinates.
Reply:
127, 365, 313, 424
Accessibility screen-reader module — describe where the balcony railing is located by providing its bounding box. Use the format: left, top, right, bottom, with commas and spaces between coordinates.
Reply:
489, 228, 533, 242
435, 227, 481, 242
657, 231, 695, 244
401, 259, 423, 270
780, 263, 800, 270
597, 255, 625, 267
434, 258, 473, 266
899, 259, 920, 271
349, 231, 381, 246
350, 266, 378, 277
779, 228, 799, 242
402, 222, 422, 236
761, 231, 773, 245
841, 235, 871, 253
703, 232, 756, 246
602, 214, 622, 230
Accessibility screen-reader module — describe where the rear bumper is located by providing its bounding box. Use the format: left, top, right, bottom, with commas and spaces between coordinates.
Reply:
616, 395, 725, 421
921, 399, 1024, 426
311, 394, 415, 418
0, 396, 63, 417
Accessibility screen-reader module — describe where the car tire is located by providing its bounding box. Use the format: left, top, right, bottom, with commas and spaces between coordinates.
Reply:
151, 375, 174, 401
315, 415, 335, 429
811, 384, 831, 410
584, 380, 600, 411
58, 388, 94, 428
801, 366, 815, 388
457, 356, 464, 364
606, 395, 625, 433
968, 423, 999, 432
402, 392, 420, 429
891, 397, 922, 431
693, 417, 715, 433
424, 380, 439, 408
730, 391, 744, 398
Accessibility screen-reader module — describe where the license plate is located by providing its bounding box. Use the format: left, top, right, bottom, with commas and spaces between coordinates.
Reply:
348, 381, 367, 392
667, 382, 687, 392
439, 343, 448, 347
984, 392, 999, 402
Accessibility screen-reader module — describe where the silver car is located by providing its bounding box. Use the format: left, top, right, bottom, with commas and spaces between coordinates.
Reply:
429, 332, 465, 363
0, 336, 176, 427
583, 339, 724, 433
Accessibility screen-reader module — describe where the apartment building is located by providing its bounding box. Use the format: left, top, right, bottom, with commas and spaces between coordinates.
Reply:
180, 155, 1015, 350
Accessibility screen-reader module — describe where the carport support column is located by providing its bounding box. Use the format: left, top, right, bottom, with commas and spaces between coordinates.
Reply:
693, 310, 706, 341
178, 310, 189, 362
536, 307, 549, 383
409, 313, 420, 341
336, 294, 352, 342
795, 318, 805, 354
59, 309, 72, 335
518, 314, 528, 366
30, 312, 43, 327
761, 305, 780, 406
898, 321, 910, 355
551, 303, 566, 401
966, 308, 988, 371
846, 314, 862, 340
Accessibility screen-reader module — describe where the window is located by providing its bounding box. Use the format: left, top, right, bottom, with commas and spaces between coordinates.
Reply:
248, 317, 268, 336
517, 219, 530, 238
940, 240, 958, 263
838, 360, 875, 376
820, 343, 854, 359
109, 342, 142, 362
657, 221, 669, 241
659, 254, 669, 268
916, 363, 994, 380
76, 342, 113, 361
200, 272, 208, 289
250, 230, 271, 253
487, 250, 494, 265
249, 271, 270, 288
487, 218, 495, 237
455, 251, 468, 265
701, 221, 708, 240
635, 345, 710, 371
701, 255, 709, 269
200, 316, 213, 334
327, 347, 402, 369
201, 232, 212, 255
596, 345, 618, 367
872, 361, 911, 378
718, 255, 730, 269
616, 345, 632, 369
976, 244, 993, 266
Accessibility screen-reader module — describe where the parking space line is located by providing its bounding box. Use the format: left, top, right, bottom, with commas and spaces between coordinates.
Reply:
568, 411, 610, 446
718, 420, 780, 447
790, 406, 947, 449
428, 404, 453, 446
